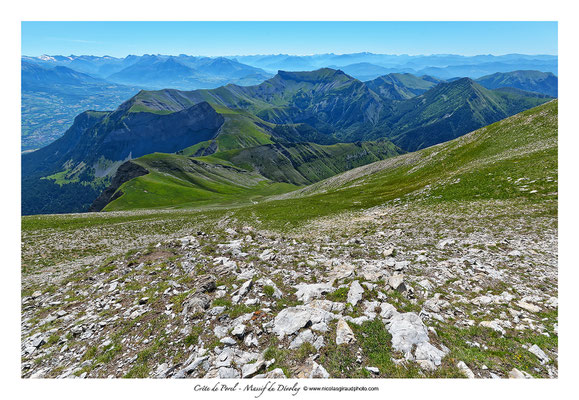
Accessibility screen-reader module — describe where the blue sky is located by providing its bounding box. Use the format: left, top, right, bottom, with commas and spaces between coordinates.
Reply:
21, 21, 558, 57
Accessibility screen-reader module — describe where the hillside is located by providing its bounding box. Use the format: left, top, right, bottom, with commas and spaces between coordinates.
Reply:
21, 101, 558, 379
366, 73, 442, 100
267, 100, 557, 220
92, 153, 297, 212
381, 78, 551, 151
93, 139, 403, 211
21, 102, 226, 214
108, 69, 552, 149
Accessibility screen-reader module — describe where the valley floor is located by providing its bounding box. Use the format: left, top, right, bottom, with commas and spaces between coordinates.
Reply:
21, 195, 557, 379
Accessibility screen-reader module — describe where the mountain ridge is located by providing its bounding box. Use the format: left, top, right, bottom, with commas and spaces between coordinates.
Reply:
22, 68, 553, 215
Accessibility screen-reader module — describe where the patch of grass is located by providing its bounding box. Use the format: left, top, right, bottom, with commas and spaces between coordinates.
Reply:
228, 303, 261, 319
264, 345, 291, 377
124, 336, 167, 379
296, 342, 316, 361
263, 285, 275, 297
436, 322, 557, 377
184, 326, 203, 347
326, 286, 349, 302
47, 334, 60, 346
81, 346, 98, 362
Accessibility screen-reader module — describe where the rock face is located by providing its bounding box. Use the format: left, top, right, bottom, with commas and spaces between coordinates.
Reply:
23, 100, 225, 214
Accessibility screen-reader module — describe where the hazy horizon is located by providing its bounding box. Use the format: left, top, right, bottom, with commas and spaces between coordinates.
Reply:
23, 51, 559, 58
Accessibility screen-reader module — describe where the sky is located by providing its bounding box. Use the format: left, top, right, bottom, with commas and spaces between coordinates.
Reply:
21, 21, 558, 57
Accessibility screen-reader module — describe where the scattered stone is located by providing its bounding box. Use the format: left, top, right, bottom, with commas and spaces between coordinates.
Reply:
242, 358, 265, 378
294, 283, 336, 303
182, 294, 211, 316
414, 342, 447, 366
231, 324, 246, 338
310, 361, 330, 378
479, 320, 506, 335
347, 280, 364, 306
436, 239, 455, 249
336, 319, 356, 345
195, 275, 217, 293
387, 274, 406, 292
218, 367, 240, 379
508, 368, 534, 379
457, 361, 475, 378
289, 329, 316, 350
386, 312, 429, 358
272, 306, 336, 338
528, 344, 550, 364
517, 300, 541, 313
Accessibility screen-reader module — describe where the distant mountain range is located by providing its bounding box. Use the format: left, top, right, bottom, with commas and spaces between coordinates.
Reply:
23, 54, 273, 89
22, 67, 554, 215
24, 52, 558, 82
230, 52, 557, 79
21, 61, 141, 151
21, 52, 558, 151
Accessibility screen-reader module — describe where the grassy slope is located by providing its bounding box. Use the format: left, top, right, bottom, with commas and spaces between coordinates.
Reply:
232, 100, 557, 228
102, 137, 402, 211
103, 153, 296, 211
176, 105, 275, 155
215, 140, 403, 185
23, 100, 557, 228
